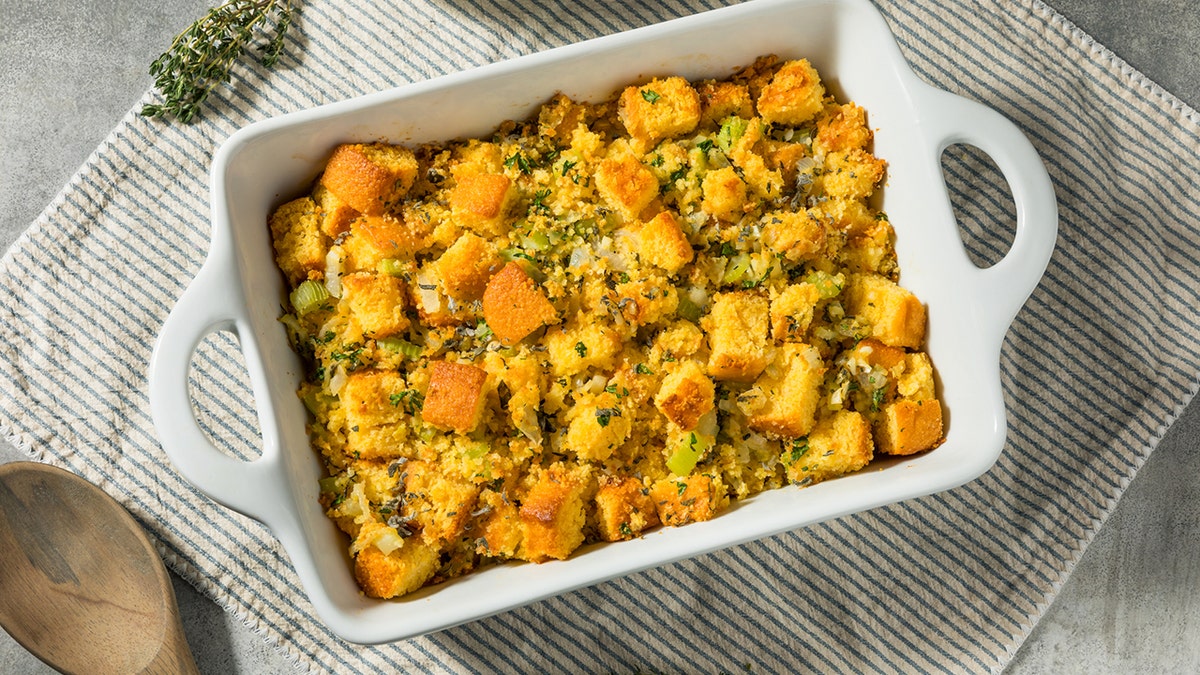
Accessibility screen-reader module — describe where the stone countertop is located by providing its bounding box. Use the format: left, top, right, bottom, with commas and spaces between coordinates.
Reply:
1, 1, 1197, 672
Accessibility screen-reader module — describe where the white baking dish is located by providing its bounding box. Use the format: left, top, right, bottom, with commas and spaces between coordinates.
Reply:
148, 0, 1056, 644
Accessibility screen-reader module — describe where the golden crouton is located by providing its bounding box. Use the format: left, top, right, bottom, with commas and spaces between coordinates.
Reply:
650, 473, 726, 527
847, 338, 906, 371
618, 76, 702, 149
761, 209, 826, 262
770, 283, 820, 341
843, 274, 927, 349
341, 213, 431, 272
354, 534, 440, 599
320, 143, 418, 216
544, 320, 623, 377
638, 211, 694, 274
784, 410, 873, 486
756, 59, 826, 126
654, 359, 715, 430
701, 166, 748, 222
703, 291, 771, 382
595, 154, 659, 221
481, 262, 558, 345
451, 172, 516, 235
340, 370, 413, 460
564, 391, 630, 461
814, 102, 873, 155
613, 274, 680, 327
697, 80, 754, 128
268, 196, 325, 285
746, 343, 825, 438
874, 399, 943, 456
594, 476, 660, 541
401, 459, 480, 544
341, 272, 410, 339
435, 232, 500, 300
472, 489, 523, 558
312, 182, 358, 238
518, 463, 592, 562
818, 149, 886, 200
898, 352, 937, 400
421, 360, 489, 434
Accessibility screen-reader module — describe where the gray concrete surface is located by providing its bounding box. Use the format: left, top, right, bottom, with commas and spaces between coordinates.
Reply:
0, 1, 1196, 673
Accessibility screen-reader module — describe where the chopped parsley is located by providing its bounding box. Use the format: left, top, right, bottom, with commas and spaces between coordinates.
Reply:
641, 89, 661, 104
575, 341, 588, 358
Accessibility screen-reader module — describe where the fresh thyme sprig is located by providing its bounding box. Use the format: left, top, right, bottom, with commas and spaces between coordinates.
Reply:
141, 0, 297, 124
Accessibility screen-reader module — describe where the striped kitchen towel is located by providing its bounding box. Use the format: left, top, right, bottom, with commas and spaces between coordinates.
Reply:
1, 0, 1197, 672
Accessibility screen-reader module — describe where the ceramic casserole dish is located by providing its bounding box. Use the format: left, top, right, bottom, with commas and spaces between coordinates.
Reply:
148, 0, 1057, 644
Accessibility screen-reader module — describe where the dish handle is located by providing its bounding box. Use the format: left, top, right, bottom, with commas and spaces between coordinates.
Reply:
148, 255, 283, 523
923, 87, 1059, 334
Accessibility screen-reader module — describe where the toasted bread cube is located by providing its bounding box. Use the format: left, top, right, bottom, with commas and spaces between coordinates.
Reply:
341, 272, 410, 339
320, 143, 418, 216
564, 392, 630, 461
595, 154, 659, 221
756, 59, 826, 126
312, 182, 358, 238
844, 274, 927, 349
814, 102, 873, 155
847, 338, 907, 371
472, 489, 523, 558
341, 213, 431, 271
770, 283, 821, 341
654, 360, 715, 430
842, 218, 896, 274
784, 410, 873, 486
268, 196, 326, 285
874, 399, 943, 456
518, 463, 592, 562
543, 320, 624, 378
482, 262, 558, 345
703, 291, 771, 382
421, 361, 488, 434
701, 166, 748, 223
340, 370, 413, 460
764, 141, 811, 189
353, 532, 440, 599
401, 459, 481, 544
618, 76, 702, 149
898, 352, 937, 400
451, 172, 516, 236
762, 209, 826, 263
747, 343, 825, 438
649, 473, 726, 527
435, 232, 500, 300
697, 80, 754, 128
639, 211, 694, 274
819, 149, 886, 200
594, 476, 660, 541
612, 274, 680, 327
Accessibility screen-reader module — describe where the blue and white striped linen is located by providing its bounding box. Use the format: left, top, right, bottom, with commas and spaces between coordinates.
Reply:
1, 0, 1198, 671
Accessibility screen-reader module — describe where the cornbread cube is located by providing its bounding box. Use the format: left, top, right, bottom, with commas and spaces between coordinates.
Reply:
638, 211, 694, 274
814, 102, 873, 155
538, 93, 592, 142
819, 149, 886, 200
341, 213, 432, 272
518, 463, 593, 562
435, 232, 500, 300
312, 182, 358, 238
654, 359, 715, 430
268, 196, 325, 285
421, 360, 489, 434
451, 172, 516, 236
874, 399, 943, 456
595, 154, 659, 221
756, 59, 826, 126
613, 275, 680, 327
697, 80, 754, 128
618, 76, 702, 149
842, 218, 896, 274
747, 343, 825, 438
544, 320, 623, 377
650, 320, 707, 363
843, 274, 927, 349
482, 262, 559, 345
341, 272, 410, 339
401, 459, 481, 544
898, 352, 937, 400
812, 196, 876, 236
764, 140, 811, 189
409, 263, 467, 328
770, 283, 820, 341
784, 410, 873, 486
340, 370, 413, 460
650, 473, 726, 527
847, 338, 906, 371
594, 476, 660, 541
354, 533, 440, 599
472, 489, 523, 558
702, 291, 771, 382
701, 166, 748, 223
563, 392, 630, 461
761, 209, 827, 262
346, 459, 401, 503
320, 143, 419, 216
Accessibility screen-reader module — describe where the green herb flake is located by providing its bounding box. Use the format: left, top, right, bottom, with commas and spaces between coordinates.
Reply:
641, 89, 661, 104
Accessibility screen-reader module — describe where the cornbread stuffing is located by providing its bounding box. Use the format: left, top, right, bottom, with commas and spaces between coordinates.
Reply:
269, 55, 945, 599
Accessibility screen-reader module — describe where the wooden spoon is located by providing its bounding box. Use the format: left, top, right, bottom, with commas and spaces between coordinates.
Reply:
0, 461, 198, 674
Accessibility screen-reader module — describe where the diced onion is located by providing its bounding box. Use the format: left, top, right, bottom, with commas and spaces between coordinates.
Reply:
324, 247, 344, 298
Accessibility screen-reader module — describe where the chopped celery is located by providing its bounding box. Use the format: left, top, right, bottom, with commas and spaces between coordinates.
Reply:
378, 258, 406, 277
805, 270, 845, 299
377, 337, 423, 358
717, 116, 749, 153
465, 442, 490, 460
722, 253, 752, 285
676, 293, 703, 322
318, 476, 341, 494
290, 279, 330, 315
667, 432, 706, 476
